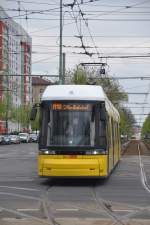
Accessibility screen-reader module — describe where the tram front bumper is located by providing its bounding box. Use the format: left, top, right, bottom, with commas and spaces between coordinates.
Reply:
38, 155, 108, 177
38, 156, 108, 177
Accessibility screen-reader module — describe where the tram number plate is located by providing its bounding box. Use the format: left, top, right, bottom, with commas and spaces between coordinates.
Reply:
64, 155, 77, 159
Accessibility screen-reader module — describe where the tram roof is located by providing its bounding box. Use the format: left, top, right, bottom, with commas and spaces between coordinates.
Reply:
42, 85, 106, 101
41, 85, 119, 120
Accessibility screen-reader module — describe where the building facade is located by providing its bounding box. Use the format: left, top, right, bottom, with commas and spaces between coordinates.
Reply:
32, 77, 53, 104
0, 6, 32, 107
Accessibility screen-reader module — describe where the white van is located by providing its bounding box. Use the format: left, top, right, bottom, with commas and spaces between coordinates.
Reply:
19, 133, 30, 143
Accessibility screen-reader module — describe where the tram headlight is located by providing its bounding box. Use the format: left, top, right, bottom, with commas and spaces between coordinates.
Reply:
39, 149, 56, 155
85, 150, 106, 155
44, 150, 49, 154
85, 150, 99, 155
93, 150, 98, 155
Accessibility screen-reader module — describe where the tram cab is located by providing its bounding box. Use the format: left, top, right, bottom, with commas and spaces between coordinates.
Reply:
31, 85, 120, 178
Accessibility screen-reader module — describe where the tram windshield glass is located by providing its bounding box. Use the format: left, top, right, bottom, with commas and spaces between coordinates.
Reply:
40, 101, 106, 148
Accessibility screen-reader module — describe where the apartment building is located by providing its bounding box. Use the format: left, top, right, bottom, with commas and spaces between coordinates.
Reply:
0, 6, 32, 107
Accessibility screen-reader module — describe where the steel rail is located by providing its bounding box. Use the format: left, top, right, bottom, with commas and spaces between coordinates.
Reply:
40, 185, 61, 225
92, 182, 126, 225
0, 189, 60, 225
138, 143, 150, 194
0, 183, 131, 220
111, 142, 150, 224
1, 143, 150, 224
0, 206, 53, 225
91, 141, 150, 225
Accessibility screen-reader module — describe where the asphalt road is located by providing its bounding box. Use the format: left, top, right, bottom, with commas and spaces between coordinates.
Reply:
0, 142, 150, 224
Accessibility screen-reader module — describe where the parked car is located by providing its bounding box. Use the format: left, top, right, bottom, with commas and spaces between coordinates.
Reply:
19, 133, 30, 143
10, 135, 20, 144
0, 135, 4, 145
3, 135, 11, 145
29, 133, 38, 143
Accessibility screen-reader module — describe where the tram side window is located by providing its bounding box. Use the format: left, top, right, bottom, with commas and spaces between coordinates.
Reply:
114, 122, 116, 145
115, 123, 118, 148
99, 120, 107, 148
111, 118, 115, 149
117, 123, 120, 149
106, 117, 111, 147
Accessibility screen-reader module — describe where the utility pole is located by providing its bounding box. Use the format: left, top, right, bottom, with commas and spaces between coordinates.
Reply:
59, 0, 63, 84
62, 52, 65, 84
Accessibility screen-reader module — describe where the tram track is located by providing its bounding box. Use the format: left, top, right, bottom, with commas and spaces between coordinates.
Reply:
0, 141, 150, 224
88, 140, 150, 225
0, 176, 150, 225
92, 184, 126, 225
0, 183, 58, 225
0, 181, 122, 224
41, 184, 61, 225
92, 180, 150, 225
138, 143, 150, 194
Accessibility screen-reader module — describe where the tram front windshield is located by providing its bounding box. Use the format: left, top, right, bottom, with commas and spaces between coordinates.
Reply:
40, 101, 106, 148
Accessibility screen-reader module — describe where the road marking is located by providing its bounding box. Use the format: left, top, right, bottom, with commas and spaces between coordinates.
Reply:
0, 185, 40, 192
0, 191, 40, 201
2, 218, 27, 221
0, 179, 34, 182
17, 208, 39, 212
113, 209, 134, 212
56, 208, 79, 211
138, 143, 150, 194
15, 177, 35, 181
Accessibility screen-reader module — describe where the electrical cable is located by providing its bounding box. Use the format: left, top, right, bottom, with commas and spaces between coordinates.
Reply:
2, 17, 150, 21
80, 0, 150, 8
2, 9, 150, 14
69, 6, 92, 57
82, 0, 150, 20
1, 33, 150, 38
138, 81, 150, 126
6, 0, 58, 6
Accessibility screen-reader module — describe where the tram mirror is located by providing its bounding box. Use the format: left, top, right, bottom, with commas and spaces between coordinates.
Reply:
30, 106, 37, 121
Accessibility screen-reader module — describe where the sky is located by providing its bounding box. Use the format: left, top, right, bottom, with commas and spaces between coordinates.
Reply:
1, 0, 150, 127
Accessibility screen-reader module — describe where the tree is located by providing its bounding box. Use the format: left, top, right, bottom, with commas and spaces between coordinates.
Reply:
119, 107, 136, 138
16, 105, 31, 130
96, 78, 128, 106
0, 94, 33, 132
0, 93, 13, 120
31, 108, 40, 131
142, 114, 150, 138
0, 99, 7, 120
67, 66, 128, 105
66, 65, 135, 137
71, 67, 87, 84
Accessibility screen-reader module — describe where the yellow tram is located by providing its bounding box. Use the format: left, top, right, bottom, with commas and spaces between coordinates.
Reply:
31, 85, 120, 178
